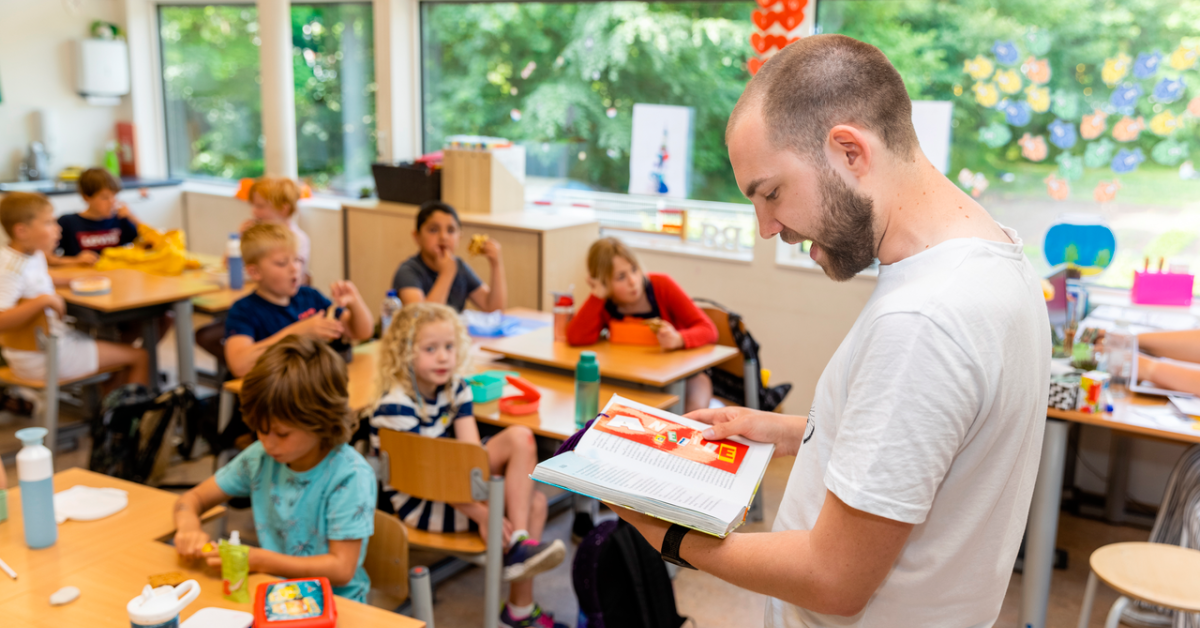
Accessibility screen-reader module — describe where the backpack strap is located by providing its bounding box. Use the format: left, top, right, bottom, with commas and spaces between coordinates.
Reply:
612, 521, 657, 628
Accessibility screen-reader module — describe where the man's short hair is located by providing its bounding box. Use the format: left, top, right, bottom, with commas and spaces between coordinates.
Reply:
240, 335, 355, 450
78, 168, 123, 197
241, 221, 296, 266
728, 34, 918, 161
0, 192, 52, 239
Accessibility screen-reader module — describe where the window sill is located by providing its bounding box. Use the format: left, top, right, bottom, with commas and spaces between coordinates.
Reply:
181, 179, 355, 212
611, 231, 753, 265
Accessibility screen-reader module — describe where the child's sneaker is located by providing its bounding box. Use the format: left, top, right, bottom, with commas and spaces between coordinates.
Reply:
499, 603, 567, 628
502, 537, 566, 582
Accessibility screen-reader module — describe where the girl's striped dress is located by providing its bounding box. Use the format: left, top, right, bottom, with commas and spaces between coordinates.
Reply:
369, 381, 478, 533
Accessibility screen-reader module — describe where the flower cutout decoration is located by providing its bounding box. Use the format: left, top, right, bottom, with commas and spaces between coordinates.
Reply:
1153, 77, 1186, 104
1109, 82, 1143, 114
993, 40, 1019, 66
1134, 51, 1162, 79
1048, 119, 1077, 149
1111, 147, 1145, 174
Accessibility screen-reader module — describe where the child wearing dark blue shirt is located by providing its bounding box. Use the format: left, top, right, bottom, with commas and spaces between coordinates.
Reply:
52, 168, 140, 264
224, 222, 374, 377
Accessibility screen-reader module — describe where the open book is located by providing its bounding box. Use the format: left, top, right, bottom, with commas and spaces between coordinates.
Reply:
531, 395, 774, 537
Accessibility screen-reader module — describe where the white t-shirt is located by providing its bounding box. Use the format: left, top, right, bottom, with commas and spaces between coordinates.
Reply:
767, 225, 1050, 628
0, 246, 56, 309
0, 246, 98, 380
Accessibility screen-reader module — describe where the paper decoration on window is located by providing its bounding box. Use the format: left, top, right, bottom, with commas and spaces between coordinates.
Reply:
1025, 29, 1052, 57
1149, 110, 1180, 137
995, 69, 1022, 94
1093, 179, 1121, 203
978, 121, 1012, 148
1080, 109, 1108, 140
629, 104, 693, 198
1044, 173, 1070, 200
1000, 99, 1032, 126
1189, 97, 1200, 117
1111, 116, 1145, 142
1109, 83, 1143, 114
1057, 152, 1084, 180
1044, 218, 1116, 271
1169, 45, 1199, 71
1134, 51, 1163, 79
747, 0, 806, 75
957, 168, 989, 197
1047, 119, 1076, 149
1111, 148, 1145, 174
1084, 138, 1115, 169
1018, 133, 1048, 161
1152, 77, 1186, 103
510, 109, 522, 121
1101, 54, 1132, 87
1152, 139, 1189, 166
1021, 57, 1051, 84
1025, 85, 1050, 112
1052, 89, 1081, 120
973, 82, 1000, 107
964, 55, 995, 80
992, 41, 1019, 66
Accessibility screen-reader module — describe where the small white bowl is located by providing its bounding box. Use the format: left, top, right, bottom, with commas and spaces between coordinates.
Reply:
70, 276, 112, 296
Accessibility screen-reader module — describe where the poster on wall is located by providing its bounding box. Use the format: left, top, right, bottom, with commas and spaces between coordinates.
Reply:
629, 104, 694, 198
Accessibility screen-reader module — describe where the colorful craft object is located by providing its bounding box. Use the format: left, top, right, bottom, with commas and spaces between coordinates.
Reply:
1019, 133, 1048, 162
1057, 152, 1084, 180
973, 82, 1000, 108
1044, 173, 1070, 200
1080, 109, 1108, 140
1153, 77, 1186, 104
1025, 85, 1050, 112
995, 69, 1022, 95
1152, 139, 1189, 166
1190, 97, 1200, 117
1109, 83, 1143, 114
1084, 138, 1115, 168
1112, 116, 1146, 142
1102, 54, 1132, 87
1001, 99, 1032, 126
1170, 45, 1199, 71
1048, 119, 1077, 149
1150, 110, 1180, 137
1025, 30, 1052, 56
1093, 179, 1121, 203
1044, 218, 1116, 272
1111, 148, 1145, 174
1052, 90, 1081, 120
1134, 51, 1163, 79
1021, 57, 1051, 84
978, 122, 1012, 148
964, 55, 995, 80
992, 40, 1019, 66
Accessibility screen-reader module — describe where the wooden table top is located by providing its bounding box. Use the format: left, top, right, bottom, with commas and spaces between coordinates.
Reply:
49, 267, 220, 312
1047, 394, 1200, 445
479, 324, 740, 388
0, 468, 422, 627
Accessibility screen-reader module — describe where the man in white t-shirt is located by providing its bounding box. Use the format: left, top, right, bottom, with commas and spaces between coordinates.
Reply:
613, 35, 1050, 626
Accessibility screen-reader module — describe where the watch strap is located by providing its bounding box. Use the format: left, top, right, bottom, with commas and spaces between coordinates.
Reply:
661, 524, 696, 569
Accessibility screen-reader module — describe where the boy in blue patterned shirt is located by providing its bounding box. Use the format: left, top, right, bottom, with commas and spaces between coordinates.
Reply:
174, 336, 377, 603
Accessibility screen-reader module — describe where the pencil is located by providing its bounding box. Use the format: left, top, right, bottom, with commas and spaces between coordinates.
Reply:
0, 557, 17, 579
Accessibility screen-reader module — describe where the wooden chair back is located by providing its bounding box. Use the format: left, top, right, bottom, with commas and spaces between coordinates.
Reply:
378, 428, 490, 504
0, 302, 49, 352
365, 509, 410, 609
701, 306, 745, 378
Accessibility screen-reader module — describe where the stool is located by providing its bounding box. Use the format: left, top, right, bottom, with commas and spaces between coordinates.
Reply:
1077, 542, 1200, 628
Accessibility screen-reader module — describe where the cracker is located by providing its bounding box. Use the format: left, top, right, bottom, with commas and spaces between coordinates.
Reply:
645, 318, 665, 333
468, 234, 490, 256
149, 572, 188, 588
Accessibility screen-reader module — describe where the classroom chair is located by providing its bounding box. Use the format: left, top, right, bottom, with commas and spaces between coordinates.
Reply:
377, 428, 505, 628
0, 307, 119, 451
366, 509, 436, 625
695, 298, 790, 412
1076, 542, 1200, 628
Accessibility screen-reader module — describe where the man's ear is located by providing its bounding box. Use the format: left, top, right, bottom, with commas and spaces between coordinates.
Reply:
826, 124, 873, 179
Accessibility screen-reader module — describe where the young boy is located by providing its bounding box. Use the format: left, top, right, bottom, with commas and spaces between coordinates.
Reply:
52, 168, 140, 265
394, 201, 507, 313
223, 222, 373, 378
241, 177, 311, 277
173, 336, 377, 602
0, 192, 148, 386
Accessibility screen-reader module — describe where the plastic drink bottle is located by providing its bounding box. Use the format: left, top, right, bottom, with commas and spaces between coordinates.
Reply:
574, 351, 600, 429
381, 290, 402, 335
16, 427, 57, 549
227, 233, 244, 290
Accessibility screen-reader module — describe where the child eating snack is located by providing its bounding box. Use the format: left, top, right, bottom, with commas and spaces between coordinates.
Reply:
393, 201, 507, 313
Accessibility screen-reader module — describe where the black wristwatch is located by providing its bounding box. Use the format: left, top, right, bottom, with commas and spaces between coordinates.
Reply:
660, 524, 696, 570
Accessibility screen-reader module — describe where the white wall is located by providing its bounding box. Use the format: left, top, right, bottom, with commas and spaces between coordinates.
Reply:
0, 0, 132, 181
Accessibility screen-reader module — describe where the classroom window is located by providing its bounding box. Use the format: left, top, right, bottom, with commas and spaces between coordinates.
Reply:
159, 3, 376, 194
420, 1, 759, 250
814, 0, 1200, 292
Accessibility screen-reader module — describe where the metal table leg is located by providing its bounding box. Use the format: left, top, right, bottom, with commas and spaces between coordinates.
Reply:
666, 379, 686, 415
173, 299, 197, 389
218, 387, 236, 434
142, 315, 160, 392
1105, 435, 1132, 523
1021, 418, 1069, 628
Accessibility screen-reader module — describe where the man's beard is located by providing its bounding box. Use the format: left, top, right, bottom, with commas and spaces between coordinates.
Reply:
791, 167, 877, 282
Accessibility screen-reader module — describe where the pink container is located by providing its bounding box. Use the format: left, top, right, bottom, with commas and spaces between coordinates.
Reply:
1131, 271, 1195, 306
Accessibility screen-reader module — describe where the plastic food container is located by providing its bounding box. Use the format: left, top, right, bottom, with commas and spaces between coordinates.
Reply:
608, 319, 659, 345
466, 371, 519, 403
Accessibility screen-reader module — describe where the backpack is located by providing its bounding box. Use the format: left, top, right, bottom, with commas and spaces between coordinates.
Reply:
694, 298, 792, 411
573, 519, 688, 628
89, 384, 208, 486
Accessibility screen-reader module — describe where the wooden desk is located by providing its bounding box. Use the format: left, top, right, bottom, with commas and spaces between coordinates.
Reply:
48, 267, 221, 390
0, 469, 422, 627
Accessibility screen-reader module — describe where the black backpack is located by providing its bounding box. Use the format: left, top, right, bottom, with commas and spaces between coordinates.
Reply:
573, 519, 688, 628
89, 384, 210, 485
694, 298, 792, 411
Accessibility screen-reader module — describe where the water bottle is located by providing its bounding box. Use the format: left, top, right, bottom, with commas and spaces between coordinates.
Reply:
16, 427, 57, 549
381, 290, 402, 335
552, 288, 575, 343
1105, 320, 1134, 400
574, 351, 600, 429
226, 233, 244, 290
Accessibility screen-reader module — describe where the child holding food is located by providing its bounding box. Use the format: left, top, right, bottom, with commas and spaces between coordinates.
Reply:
392, 200, 507, 313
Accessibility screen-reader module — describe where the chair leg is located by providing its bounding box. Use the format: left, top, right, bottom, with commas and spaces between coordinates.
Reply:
1104, 596, 1131, 628
1077, 570, 1100, 628
218, 388, 235, 434
744, 356, 760, 411
409, 565, 435, 628
44, 333, 59, 454
484, 475, 504, 628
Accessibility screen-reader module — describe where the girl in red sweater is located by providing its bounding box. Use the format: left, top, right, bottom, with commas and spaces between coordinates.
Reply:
567, 237, 718, 412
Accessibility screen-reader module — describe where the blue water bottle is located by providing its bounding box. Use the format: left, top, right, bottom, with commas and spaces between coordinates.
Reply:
15, 427, 57, 549
227, 233, 244, 290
